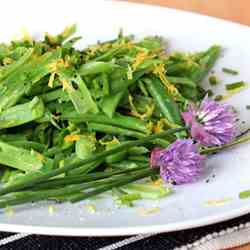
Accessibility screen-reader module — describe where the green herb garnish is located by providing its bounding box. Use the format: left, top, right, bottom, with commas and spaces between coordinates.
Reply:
214, 95, 223, 101
222, 67, 239, 75
209, 75, 219, 85
239, 190, 250, 199
225, 81, 246, 91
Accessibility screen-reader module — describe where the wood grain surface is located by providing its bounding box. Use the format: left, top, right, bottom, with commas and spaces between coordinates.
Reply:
123, 0, 250, 25
121, 1, 250, 249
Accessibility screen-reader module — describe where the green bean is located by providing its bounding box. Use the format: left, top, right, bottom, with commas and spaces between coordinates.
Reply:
144, 77, 183, 126
167, 76, 196, 88
61, 112, 149, 134
191, 45, 221, 83
87, 122, 145, 139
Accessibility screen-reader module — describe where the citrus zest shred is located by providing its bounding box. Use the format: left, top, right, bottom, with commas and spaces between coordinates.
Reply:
153, 63, 178, 95
153, 118, 177, 134
132, 50, 149, 70
48, 205, 55, 214
21, 28, 32, 43
153, 179, 164, 187
48, 72, 56, 88
61, 79, 73, 91
127, 65, 133, 80
4, 207, 14, 217
45, 32, 57, 45
100, 136, 120, 146
64, 134, 81, 142
128, 95, 154, 120
3, 57, 13, 65
36, 152, 45, 162
205, 198, 232, 207
84, 204, 97, 214
137, 207, 160, 216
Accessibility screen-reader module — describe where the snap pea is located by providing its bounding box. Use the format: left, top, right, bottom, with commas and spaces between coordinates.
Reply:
75, 135, 96, 160
190, 45, 221, 83
144, 77, 183, 126
0, 48, 61, 111
0, 140, 52, 172
79, 61, 119, 76
0, 97, 44, 129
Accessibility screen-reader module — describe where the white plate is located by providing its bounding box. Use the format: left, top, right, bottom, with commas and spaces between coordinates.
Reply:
1, 0, 250, 236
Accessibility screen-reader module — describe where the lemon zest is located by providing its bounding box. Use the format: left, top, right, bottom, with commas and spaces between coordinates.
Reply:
132, 50, 149, 70
64, 134, 81, 142
128, 95, 154, 120
153, 179, 164, 187
100, 136, 120, 146
21, 28, 32, 43
36, 152, 45, 162
205, 198, 232, 207
48, 59, 66, 72
127, 65, 133, 80
153, 121, 163, 134
45, 32, 57, 45
146, 121, 154, 132
84, 204, 96, 214
48, 205, 55, 214
61, 79, 73, 91
48, 72, 56, 88
153, 63, 178, 95
3, 57, 13, 65
137, 207, 160, 216
4, 207, 14, 217
61, 25, 74, 38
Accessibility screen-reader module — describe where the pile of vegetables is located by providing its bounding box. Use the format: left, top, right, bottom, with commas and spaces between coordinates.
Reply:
0, 25, 224, 208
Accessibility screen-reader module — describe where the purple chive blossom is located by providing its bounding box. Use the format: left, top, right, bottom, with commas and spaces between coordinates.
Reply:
150, 139, 205, 184
182, 96, 236, 147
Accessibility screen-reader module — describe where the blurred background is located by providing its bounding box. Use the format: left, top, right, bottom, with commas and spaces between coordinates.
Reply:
123, 0, 250, 25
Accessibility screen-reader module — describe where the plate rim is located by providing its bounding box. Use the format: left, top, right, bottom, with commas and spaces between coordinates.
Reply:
0, 204, 250, 236
1, 0, 250, 236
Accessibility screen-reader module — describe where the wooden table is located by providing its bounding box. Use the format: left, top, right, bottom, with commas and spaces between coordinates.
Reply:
122, 1, 250, 249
